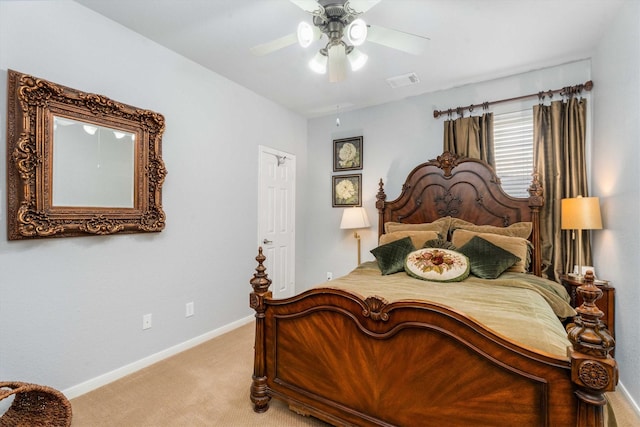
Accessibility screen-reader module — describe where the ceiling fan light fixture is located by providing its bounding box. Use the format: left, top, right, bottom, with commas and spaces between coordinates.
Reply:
346, 18, 368, 46
309, 51, 328, 74
348, 47, 368, 71
297, 21, 316, 48
328, 43, 347, 82
83, 124, 98, 135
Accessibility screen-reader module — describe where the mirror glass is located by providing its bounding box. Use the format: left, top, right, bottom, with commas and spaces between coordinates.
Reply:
7, 69, 167, 240
53, 117, 135, 208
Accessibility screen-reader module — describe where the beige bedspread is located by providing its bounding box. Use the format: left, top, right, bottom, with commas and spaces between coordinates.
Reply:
322, 262, 576, 359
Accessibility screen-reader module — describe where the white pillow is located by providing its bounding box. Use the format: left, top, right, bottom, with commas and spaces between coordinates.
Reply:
404, 248, 470, 282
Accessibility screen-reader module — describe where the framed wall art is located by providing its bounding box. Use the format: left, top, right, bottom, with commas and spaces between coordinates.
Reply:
333, 136, 362, 171
332, 174, 362, 207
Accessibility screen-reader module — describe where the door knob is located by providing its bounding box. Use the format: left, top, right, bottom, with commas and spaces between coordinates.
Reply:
263, 239, 273, 244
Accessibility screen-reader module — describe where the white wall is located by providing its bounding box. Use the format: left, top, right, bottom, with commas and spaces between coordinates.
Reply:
591, 0, 640, 413
302, 61, 591, 288
0, 1, 307, 395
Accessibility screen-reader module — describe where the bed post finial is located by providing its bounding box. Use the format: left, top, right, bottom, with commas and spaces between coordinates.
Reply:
250, 247, 272, 413
527, 171, 544, 276
376, 178, 386, 209
566, 270, 617, 427
250, 247, 271, 294
527, 171, 543, 206
376, 179, 387, 237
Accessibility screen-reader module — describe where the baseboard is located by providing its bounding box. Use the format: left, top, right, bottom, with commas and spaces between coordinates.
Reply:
63, 315, 254, 399
618, 380, 640, 418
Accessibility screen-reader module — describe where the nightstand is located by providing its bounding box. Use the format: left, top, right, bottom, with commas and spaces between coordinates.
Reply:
560, 274, 615, 341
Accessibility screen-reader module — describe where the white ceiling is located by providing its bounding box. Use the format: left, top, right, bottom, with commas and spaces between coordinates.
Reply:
75, 0, 624, 118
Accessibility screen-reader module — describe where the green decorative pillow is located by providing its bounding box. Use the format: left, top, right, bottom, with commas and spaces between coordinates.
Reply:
451, 229, 529, 273
404, 248, 470, 282
370, 237, 416, 275
457, 236, 521, 279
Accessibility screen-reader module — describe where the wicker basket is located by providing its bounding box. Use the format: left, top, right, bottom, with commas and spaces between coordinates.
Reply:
0, 381, 72, 427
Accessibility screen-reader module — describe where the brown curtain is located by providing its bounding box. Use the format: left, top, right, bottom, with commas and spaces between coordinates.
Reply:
443, 113, 495, 166
533, 98, 590, 281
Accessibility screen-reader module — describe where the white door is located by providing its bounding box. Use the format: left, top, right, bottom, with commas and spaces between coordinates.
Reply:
258, 146, 296, 299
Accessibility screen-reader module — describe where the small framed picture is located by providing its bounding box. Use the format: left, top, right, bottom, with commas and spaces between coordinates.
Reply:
332, 174, 362, 207
333, 136, 363, 171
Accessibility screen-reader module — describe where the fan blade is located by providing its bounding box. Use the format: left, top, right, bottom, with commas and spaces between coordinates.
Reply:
345, 0, 381, 14
250, 33, 297, 56
367, 24, 430, 55
289, 0, 323, 14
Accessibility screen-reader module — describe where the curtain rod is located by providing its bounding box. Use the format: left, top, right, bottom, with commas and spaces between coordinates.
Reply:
432, 80, 593, 119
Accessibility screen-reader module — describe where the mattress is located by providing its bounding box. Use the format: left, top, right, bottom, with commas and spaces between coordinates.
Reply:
322, 262, 576, 358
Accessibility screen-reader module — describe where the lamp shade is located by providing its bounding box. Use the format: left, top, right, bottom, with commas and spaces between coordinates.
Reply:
340, 207, 370, 230
297, 21, 315, 48
346, 18, 368, 46
348, 47, 368, 71
308, 51, 327, 74
561, 196, 603, 230
83, 124, 98, 135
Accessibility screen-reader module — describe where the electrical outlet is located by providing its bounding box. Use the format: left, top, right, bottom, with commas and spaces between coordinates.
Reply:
326, 272, 333, 281
142, 313, 152, 330
186, 302, 194, 317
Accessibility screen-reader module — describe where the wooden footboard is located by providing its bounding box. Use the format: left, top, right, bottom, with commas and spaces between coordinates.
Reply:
250, 249, 616, 426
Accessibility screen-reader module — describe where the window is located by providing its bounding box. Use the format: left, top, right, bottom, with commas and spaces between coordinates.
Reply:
493, 110, 534, 198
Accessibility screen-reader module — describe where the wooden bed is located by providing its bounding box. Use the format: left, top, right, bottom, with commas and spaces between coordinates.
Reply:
248, 152, 617, 426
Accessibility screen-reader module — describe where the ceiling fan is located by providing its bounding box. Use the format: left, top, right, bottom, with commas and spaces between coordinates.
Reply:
250, 0, 430, 82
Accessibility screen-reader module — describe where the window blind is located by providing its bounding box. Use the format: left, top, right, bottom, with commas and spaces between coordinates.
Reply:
493, 110, 534, 198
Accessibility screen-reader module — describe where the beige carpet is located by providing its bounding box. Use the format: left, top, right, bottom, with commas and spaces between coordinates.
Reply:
71, 322, 639, 426
71, 323, 327, 426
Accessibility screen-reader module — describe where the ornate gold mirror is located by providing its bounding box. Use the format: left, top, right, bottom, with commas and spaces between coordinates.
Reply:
6, 70, 167, 240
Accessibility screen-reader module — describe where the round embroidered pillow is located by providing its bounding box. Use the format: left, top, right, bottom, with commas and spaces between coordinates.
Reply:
404, 248, 470, 282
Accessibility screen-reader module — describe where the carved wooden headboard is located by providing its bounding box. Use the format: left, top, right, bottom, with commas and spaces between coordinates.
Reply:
376, 152, 543, 276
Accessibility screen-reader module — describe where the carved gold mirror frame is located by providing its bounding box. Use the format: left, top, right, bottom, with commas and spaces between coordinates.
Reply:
6, 70, 167, 240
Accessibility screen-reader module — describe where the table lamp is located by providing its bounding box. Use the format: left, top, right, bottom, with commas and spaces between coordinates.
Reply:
340, 207, 371, 265
561, 196, 602, 279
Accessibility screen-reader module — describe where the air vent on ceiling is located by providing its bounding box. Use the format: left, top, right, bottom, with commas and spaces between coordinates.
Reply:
386, 72, 420, 89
